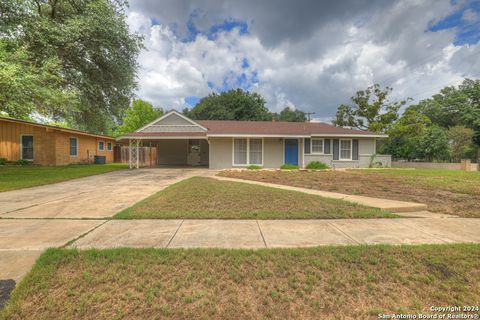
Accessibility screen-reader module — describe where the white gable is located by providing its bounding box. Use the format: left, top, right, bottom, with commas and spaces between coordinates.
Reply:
137, 111, 207, 133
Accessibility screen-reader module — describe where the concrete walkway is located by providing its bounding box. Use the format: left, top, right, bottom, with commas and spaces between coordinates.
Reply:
71, 218, 480, 249
213, 176, 428, 213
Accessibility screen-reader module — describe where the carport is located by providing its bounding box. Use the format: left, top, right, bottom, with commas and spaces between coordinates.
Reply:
124, 137, 209, 168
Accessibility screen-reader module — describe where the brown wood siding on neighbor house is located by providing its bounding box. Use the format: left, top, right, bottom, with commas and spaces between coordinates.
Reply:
0, 120, 55, 165
54, 132, 114, 165
0, 119, 114, 165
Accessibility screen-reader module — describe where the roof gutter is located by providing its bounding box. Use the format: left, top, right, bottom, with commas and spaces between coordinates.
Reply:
116, 136, 208, 141
206, 133, 388, 138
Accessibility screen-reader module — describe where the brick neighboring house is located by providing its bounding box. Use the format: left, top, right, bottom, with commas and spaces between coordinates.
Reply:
0, 117, 115, 165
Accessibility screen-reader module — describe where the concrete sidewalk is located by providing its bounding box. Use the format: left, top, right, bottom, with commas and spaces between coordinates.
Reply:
213, 176, 428, 213
2, 217, 479, 283
0, 219, 105, 283
71, 218, 480, 249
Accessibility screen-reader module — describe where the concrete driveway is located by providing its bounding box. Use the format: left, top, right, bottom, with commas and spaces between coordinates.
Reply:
0, 168, 214, 284
0, 168, 214, 219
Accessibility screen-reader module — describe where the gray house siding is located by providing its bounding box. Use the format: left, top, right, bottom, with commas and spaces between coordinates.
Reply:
153, 113, 193, 126
209, 137, 285, 169
208, 137, 390, 169
304, 138, 391, 168
209, 138, 232, 169
140, 113, 205, 133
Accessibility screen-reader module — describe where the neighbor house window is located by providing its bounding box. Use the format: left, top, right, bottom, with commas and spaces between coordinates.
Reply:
69, 137, 78, 156
98, 141, 105, 151
340, 139, 352, 160
233, 138, 263, 166
311, 139, 324, 154
21, 135, 33, 160
107, 142, 113, 151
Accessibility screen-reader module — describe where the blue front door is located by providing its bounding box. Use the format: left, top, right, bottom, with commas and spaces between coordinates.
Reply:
284, 139, 298, 165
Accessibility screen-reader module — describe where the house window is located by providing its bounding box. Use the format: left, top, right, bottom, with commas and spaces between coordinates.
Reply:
249, 139, 263, 165
311, 139, 324, 154
21, 135, 34, 160
233, 138, 247, 165
304, 138, 311, 154
98, 141, 105, 151
107, 142, 113, 151
69, 137, 78, 156
340, 139, 352, 160
233, 138, 263, 166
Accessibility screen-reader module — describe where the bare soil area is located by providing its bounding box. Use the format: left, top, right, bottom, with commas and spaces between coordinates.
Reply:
218, 169, 480, 218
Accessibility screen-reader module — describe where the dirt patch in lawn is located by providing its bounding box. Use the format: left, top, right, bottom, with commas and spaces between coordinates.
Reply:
218, 169, 480, 218
115, 177, 394, 219
2, 245, 480, 319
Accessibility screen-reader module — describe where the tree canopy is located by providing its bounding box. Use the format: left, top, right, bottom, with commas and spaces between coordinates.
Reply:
0, 0, 143, 133
333, 84, 408, 133
184, 89, 310, 122
272, 107, 307, 122
114, 99, 163, 137
184, 89, 272, 121
378, 79, 480, 162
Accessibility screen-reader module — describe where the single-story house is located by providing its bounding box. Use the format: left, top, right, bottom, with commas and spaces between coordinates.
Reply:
117, 111, 391, 169
0, 117, 115, 165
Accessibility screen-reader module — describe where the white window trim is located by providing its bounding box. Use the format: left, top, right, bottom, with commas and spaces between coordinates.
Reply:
339, 139, 353, 161
20, 134, 34, 161
98, 141, 105, 151
69, 137, 78, 157
232, 137, 264, 166
310, 138, 324, 155
106, 142, 113, 151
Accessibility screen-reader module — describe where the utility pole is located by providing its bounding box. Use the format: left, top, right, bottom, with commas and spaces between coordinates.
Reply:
305, 112, 315, 122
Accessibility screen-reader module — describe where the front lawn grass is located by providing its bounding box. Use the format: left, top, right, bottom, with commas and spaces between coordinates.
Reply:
2, 244, 480, 319
115, 176, 394, 219
219, 168, 480, 218
0, 164, 128, 192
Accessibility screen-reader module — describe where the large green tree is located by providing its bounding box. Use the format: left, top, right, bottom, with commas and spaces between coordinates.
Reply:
447, 126, 476, 162
0, 0, 143, 133
184, 89, 272, 121
333, 84, 408, 133
272, 107, 307, 122
409, 79, 480, 160
416, 125, 450, 162
379, 109, 431, 160
114, 99, 163, 136
0, 40, 76, 119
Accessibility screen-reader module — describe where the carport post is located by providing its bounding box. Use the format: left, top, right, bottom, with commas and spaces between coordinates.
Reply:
129, 138, 141, 169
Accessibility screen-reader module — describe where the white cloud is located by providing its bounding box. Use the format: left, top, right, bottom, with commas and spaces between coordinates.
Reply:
128, 0, 480, 118
462, 8, 479, 22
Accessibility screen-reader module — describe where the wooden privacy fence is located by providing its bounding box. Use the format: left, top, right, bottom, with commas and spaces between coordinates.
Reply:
114, 146, 157, 167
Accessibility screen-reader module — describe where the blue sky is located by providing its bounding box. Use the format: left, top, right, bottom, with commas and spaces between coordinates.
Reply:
428, 0, 480, 45
129, 0, 480, 119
